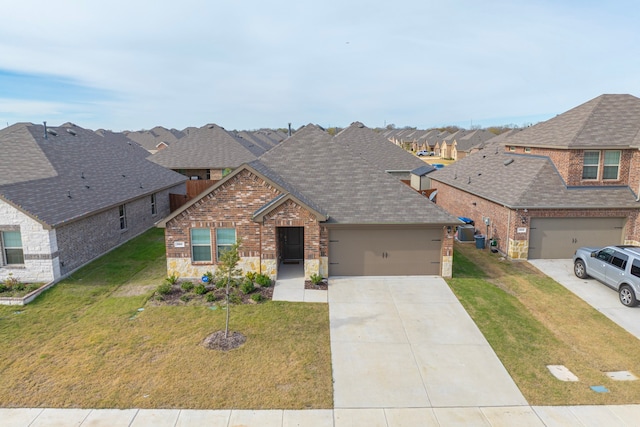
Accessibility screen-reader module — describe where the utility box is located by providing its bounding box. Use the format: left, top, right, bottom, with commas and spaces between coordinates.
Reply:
457, 225, 475, 242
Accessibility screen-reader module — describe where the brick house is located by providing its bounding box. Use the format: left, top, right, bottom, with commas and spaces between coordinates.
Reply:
148, 123, 281, 181
157, 123, 460, 280
0, 122, 187, 284
428, 94, 640, 259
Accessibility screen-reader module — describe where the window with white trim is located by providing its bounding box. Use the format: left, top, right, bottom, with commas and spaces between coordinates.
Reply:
2, 231, 24, 265
151, 193, 157, 216
119, 204, 127, 230
603, 150, 621, 180
582, 151, 600, 180
191, 228, 212, 262
216, 228, 236, 260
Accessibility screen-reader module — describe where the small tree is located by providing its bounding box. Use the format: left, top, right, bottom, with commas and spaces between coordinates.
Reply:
215, 239, 243, 338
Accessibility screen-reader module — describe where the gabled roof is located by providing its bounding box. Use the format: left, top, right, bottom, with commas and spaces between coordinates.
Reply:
411, 165, 436, 176
455, 129, 497, 152
124, 126, 185, 152
503, 94, 640, 149
429, 149, 639, 209
156, 161, 328, 227
259, 124, 460, 225
0, 123, 187, 228
335, 122, 426, 172
148, 124, 258, 169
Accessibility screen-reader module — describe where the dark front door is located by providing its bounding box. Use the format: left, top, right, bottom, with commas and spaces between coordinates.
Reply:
280, 227, 304, 261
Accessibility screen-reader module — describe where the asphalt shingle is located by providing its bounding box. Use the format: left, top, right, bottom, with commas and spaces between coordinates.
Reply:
0, 123, 186, 228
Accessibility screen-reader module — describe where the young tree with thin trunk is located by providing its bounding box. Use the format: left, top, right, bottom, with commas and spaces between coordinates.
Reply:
216, 239, 243, 338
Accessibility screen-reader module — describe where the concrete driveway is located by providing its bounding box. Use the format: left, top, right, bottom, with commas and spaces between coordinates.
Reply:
529, 259, 640, 340
328, 276, 528, 409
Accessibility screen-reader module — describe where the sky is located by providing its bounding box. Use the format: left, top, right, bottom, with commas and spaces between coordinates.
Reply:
0, 1, 639, 132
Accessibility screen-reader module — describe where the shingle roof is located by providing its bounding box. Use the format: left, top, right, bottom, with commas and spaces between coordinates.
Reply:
335, 122, 427, 172
124, 126, 185, 151
259, 124, 460, 224
429, 149, 639, 209
503, 94, 640, 149
0, 123, 187, 228
148, 124, 258, 169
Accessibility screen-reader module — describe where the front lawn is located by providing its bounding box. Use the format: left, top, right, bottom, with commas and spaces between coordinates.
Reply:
0, 229, 332, 409
448, 242, 640, 406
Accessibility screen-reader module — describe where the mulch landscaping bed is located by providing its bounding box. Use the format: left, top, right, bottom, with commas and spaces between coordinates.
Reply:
149, 282, 273, 306
304, 280, 328, 290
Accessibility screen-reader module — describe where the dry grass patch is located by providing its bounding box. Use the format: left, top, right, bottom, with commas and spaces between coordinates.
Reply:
0, 229, 332, 409
449, 242, 640, 405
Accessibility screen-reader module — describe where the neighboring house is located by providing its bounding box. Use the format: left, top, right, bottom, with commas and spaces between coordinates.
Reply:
124, 126, 186, 154
428, 94, 640, 260
0, 122, 187, 284
334, 122, 428, 181
451, 129, 496, 160
157, 123, 460, 281
148, 124, 264, 181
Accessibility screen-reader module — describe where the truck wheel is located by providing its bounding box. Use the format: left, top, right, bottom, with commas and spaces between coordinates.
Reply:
574, 259, 588, 279
619, 285, 638, 307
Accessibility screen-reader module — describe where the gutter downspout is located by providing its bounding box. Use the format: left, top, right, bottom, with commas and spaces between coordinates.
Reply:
506, 209, 512, 256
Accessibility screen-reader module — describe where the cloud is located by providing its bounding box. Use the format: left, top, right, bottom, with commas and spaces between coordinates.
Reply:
0, 1, 639, 130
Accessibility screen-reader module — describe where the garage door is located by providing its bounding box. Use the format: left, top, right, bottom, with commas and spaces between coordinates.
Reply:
328, 228, 442, 276
528, 217, 625, 259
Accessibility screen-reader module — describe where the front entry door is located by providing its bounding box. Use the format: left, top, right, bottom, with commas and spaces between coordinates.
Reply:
280, 227, 304, 261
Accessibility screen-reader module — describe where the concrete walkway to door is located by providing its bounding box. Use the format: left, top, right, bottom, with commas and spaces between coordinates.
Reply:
272, 262, 327, 303
329, 276, 528, 410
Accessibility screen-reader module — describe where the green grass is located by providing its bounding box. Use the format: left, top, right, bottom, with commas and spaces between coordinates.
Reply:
0, 228, 332, 409
448, 243, 640, 405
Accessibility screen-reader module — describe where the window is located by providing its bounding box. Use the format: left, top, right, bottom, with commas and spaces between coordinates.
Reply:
2, 231, 24, 265
191, 228, 212, 262
596, 248, 613, 262
610, 251, 628, 270
119, 204, 127, 230
216, 228, 236, 260
151, 193, 157, 216
509, 146, 516, 152
524, 147, 531, 153
603, 150, 621, 180
582, 151, 600, 179
631, 259, 640, 278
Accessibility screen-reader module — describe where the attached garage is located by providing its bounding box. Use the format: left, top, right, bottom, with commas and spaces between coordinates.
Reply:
328, 227, 443, 276
528, 217, 626, 259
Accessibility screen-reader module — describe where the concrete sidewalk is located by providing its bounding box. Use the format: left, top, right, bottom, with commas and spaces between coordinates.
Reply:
4, 405, 640, 426
271, 261, 327, 303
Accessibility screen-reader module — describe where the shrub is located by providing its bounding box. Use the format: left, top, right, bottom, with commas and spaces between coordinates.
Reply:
310, 273, 323, 285
215, 277, 226, 289
203, 271, 213, 283
251, 293, 264, 303
3, 273, 20, 289
156, 282, 172, 295
0, 283, 7, 293
205, 293, 217, 303
181, 281, 194, 292
229, 292, 242, 304
13, 282, 25, 291
240, 278, 255, 294
165, 274, 179, 286
194, 284, 207, 295
255, 273, 272, 287
180, 294, 191, 302
246, 271, 257, 282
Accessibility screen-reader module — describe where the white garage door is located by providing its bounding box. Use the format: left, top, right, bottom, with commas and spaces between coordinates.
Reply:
328, 227, 442, 276
528, 217, 625, 259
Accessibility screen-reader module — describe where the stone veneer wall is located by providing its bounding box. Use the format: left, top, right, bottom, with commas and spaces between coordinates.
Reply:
0, 200, 58, 283
164, 170, 325, 280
